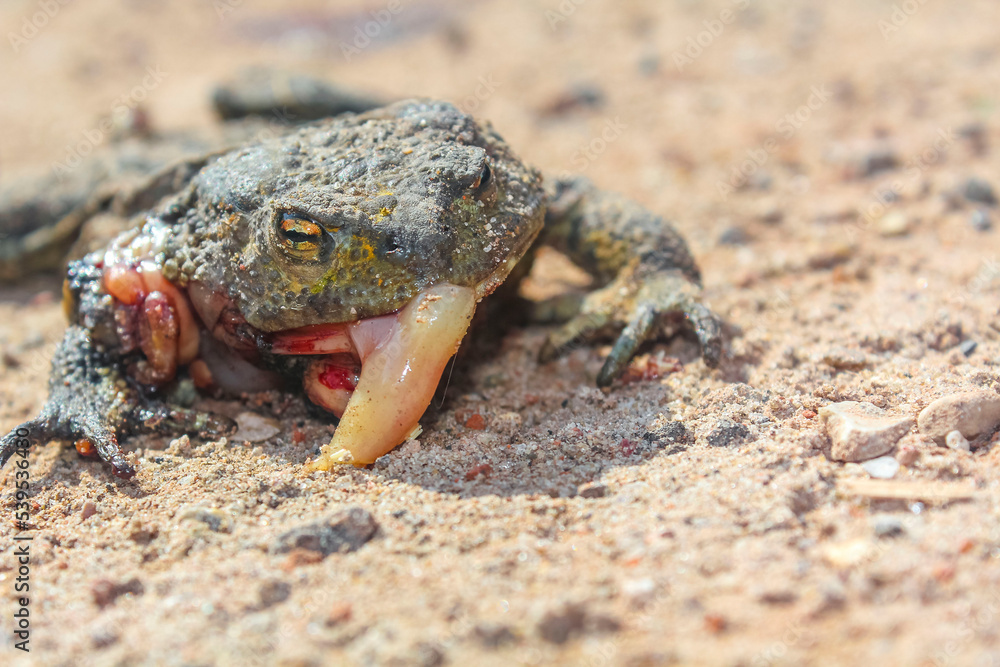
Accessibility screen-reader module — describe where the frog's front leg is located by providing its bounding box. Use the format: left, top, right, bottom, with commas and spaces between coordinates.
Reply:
0, 325, 234, 479
537, 177, 723, 386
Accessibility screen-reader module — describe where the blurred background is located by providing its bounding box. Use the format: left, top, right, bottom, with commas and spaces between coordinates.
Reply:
3, 0, 996, 265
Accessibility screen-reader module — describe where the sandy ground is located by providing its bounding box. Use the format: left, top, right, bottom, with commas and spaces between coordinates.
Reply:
3, 0, 1000, 665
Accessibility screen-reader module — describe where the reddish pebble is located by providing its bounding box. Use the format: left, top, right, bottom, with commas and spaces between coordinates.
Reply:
802, 410, 817, 419
465, 463, 493, 481
958, 539, 975, 555
932, 562, 956, 583
292, 428, 306, 444
465, 414, 486, 430
620, 438, 637, 456
281, 548, 325, 571
326, 602, 353, 627
704, 613, 728, 634
81, 501, 97, 520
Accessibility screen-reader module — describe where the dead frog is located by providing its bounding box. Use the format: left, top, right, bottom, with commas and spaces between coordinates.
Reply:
0, 99, 722, 479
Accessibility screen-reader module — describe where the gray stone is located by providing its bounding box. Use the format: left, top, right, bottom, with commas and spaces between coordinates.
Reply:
273, 507, 378, 556
970, 209, 992, 231
872, 515, 905, 538
707, 419, 751, 448
964, 177, 997, 206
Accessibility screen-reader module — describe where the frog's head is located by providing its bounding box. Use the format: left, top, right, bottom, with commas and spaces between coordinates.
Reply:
174, 100, 546, 466
188, 99, 545, 331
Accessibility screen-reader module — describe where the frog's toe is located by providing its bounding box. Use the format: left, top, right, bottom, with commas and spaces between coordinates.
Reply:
596, 305, 657, 387
538, 307, 613, 364
540, 270, 724, 386
75, 416, 136, 479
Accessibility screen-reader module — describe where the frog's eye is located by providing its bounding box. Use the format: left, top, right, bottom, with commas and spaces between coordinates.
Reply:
278, 214, 324, 258
471, 161, 497, 204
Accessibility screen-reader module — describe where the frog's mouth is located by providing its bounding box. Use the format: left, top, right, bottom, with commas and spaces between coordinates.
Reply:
268, 283, 478, 468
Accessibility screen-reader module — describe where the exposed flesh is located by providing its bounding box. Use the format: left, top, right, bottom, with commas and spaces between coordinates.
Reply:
309, 283, 477, 468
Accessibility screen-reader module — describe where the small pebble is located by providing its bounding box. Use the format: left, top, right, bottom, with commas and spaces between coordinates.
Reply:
273, 507, 378, 556
706, 419, 751, 448
877, 211, 910, 237
819, 401, 914, 462
717, 226, 750, 246
918, 390, 1000, 443
234, 412, 281, 443
820, 347, 870, 371
970, 209, 992, 231
258, 580, 291, 608
754, 589, 798, 605
643, 420, 689, 446
464, 414, 487, 430
536, 603, 588, 644
755, 200, 784, 224
473, 623, 517, 648
959, 122, 989, 155
963, 177, 997, 206
872, 515, 905, 538
637, 53, 661, 76
180, 507, 233, 533
945, 430, 971, 452
959, 340, 978, 357
325, 602, 353, 627
858, 146, 899, 178
578, 482, 608, 499
91, 577, 144, 609
822, 539, 874, 569
861, 455, 900, 479
540, 84, 605, 116
80, 501, 98, 520
621, 578, 657, 609
535, 602, 620, 644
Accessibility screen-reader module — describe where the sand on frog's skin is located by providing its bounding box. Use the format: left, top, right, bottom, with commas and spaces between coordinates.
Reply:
1, 1, 999, 665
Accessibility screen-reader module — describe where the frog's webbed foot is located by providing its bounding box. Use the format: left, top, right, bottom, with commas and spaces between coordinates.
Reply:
0, 326, 235, 480
539, 267, 722, 387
